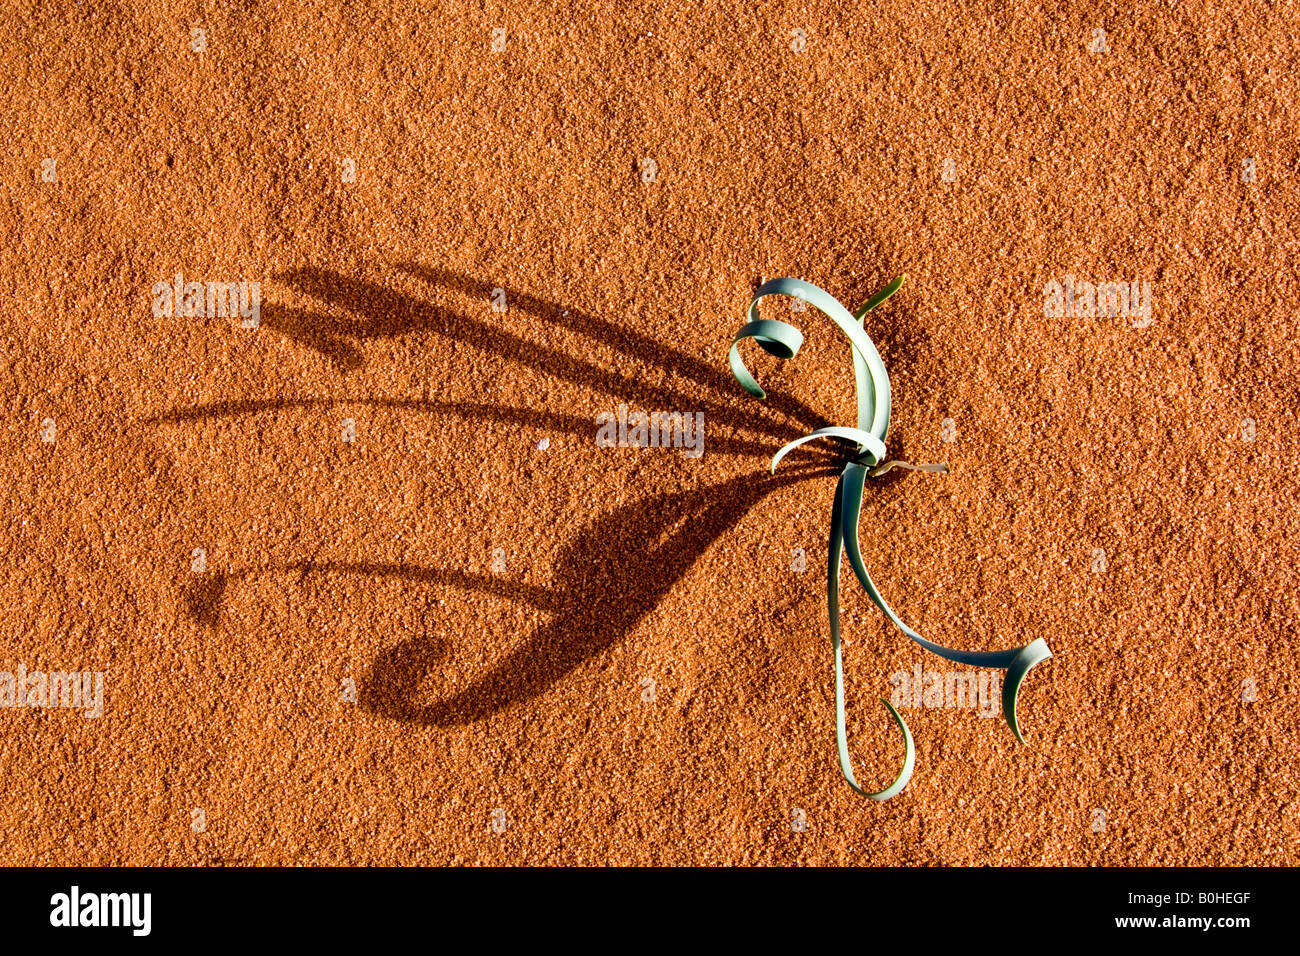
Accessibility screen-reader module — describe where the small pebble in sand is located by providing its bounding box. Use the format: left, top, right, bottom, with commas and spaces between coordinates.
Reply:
536, 437, 550, 451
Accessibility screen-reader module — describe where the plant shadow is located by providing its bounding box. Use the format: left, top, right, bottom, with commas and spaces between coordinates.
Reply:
161, 264, 916, 727
355, 464, 831, 726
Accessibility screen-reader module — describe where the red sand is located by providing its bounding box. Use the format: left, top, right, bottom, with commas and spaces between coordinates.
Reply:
2, 1, 1296, 864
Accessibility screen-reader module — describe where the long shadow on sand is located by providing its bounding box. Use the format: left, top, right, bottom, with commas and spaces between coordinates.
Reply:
154, 266, 914, 727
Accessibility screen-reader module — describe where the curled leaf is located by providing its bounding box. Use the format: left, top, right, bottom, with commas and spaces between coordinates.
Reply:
772, 426, 886, 473
1002, 639, 1053, 744
728, 319, 803, 399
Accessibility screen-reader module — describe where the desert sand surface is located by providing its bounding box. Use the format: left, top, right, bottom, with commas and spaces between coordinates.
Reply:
1, 0, 1297, 865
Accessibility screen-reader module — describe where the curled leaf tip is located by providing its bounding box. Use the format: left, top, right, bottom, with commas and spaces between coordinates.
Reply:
861, 697, 916, 801
1002, 638, 1053, 745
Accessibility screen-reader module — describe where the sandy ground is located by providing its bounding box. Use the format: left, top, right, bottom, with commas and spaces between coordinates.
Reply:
1, 0, 1297, 865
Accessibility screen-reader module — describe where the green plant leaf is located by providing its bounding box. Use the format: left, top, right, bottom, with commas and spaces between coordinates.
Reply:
771, 426, 886, 472
728, 275, 1053, 799
830, 467, 916, 799
853, 273, 906, 319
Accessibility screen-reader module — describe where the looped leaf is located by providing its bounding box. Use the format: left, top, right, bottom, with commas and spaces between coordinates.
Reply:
728, 319, 803, 399
829, 468, 915, 799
